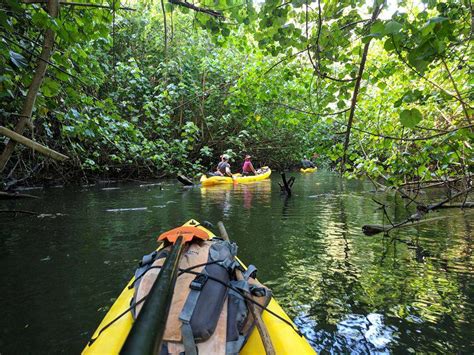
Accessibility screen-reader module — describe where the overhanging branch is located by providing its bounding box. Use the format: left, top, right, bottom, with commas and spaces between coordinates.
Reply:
268, 102, 350, 116
22, 0, 136, 11
168, 0, 223, 18
352, 124, 473, 141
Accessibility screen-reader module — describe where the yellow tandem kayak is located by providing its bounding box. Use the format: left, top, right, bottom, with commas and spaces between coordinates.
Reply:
82, 220, 315, 355
200, 167, 271, 187
300, 167, 317, 173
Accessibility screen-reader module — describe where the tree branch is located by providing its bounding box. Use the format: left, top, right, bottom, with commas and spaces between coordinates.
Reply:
441, 57, 471, 124
363, 187, 472, 236
22, 0, 136, 11
268, 102, 350, 116
340, 19, 370, 30
168, 0, 224, 18
0, 126, 69, 161
161, 0, 168, 56
351, 124, 473, 141
341, 1, 383, 172
265, 18, 371, 77
305, 0, 357, 83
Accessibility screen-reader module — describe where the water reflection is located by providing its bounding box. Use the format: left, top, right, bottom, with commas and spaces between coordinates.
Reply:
200, 179, 271, 214
295, 311, 396, 353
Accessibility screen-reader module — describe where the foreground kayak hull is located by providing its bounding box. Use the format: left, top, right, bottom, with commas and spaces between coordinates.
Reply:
200, 168, 271, 186
82, 219, 315, 355
300, 167, 317, 173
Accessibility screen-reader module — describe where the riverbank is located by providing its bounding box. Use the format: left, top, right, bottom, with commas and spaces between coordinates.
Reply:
2, 160, 323, 191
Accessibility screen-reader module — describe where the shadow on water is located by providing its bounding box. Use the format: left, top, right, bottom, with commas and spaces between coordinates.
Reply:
0, 171, 472, 353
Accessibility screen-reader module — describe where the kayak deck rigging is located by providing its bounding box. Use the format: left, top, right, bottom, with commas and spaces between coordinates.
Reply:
83, 219, 315, 354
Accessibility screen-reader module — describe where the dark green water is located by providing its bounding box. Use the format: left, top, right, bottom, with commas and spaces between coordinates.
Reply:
0, 171, 472, 353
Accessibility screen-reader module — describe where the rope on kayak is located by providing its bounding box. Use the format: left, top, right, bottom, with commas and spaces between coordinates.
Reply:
88, 264, 302, 345
127, 259, 225, 290
180, 269, 303, 337
129, 262, 301, 335
88, 291, 146, 345
89, 260, 223, 345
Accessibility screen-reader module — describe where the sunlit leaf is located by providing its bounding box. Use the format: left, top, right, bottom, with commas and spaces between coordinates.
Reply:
399, 109, 422, 128
384, 21, 402, 34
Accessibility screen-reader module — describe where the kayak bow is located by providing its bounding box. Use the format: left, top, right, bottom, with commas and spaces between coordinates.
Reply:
82, 219, 315, 355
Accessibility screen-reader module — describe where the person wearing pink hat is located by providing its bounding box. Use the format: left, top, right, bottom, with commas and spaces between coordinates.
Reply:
242, 154, 257, 175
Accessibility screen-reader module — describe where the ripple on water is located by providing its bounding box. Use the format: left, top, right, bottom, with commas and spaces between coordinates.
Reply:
294, 311, 397, 354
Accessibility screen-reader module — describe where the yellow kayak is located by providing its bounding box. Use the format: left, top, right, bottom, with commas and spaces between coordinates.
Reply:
300, 167, 317, 173
82, 220, 315, 355
200, 167, 271, 187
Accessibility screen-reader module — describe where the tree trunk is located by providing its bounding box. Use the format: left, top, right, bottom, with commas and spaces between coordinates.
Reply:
0, 126, 69, 161
160, 0, 168, 56
0, 0, 59, 172
341, 1, 382, 172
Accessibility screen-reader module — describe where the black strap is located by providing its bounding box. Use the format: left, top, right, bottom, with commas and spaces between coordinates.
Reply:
89, 266, 302, 345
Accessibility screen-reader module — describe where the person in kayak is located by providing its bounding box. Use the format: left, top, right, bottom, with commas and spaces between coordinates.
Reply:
216, 154, 233, 176
301, 155, 315, 169
242, 155, 257, 175
214, 154, 224, 174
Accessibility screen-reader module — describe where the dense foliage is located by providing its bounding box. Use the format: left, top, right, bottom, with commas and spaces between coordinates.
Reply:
0, 0, 472, 185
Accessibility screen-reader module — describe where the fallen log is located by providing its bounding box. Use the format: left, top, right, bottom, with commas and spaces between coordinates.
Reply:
0, 126, 69, 162
177, 175, 194, 186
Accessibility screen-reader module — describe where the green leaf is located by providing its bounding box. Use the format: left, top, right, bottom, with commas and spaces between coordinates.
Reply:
384, 21, 402, 34
42, 78, 60, 97
407, 50, 430, 72
6, 0, 23, 11
221, 27, 230, 37
56, 71, 69, 82
178, 6, 189, 14
31, 11, 49, 28
0, 11, 12, 31
362, 33, 380, 43
399, 108, 422, 128
370, 20, 385, 35
9, 50, 27, 68
377, 81, 387, 90
428, 16, 448, 24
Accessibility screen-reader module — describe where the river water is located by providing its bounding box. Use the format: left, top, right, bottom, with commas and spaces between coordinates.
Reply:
0, 171, 472, 353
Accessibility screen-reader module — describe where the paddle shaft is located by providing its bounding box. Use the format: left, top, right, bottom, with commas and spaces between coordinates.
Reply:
120, 236, 185, 355
217, 221, 276, 355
